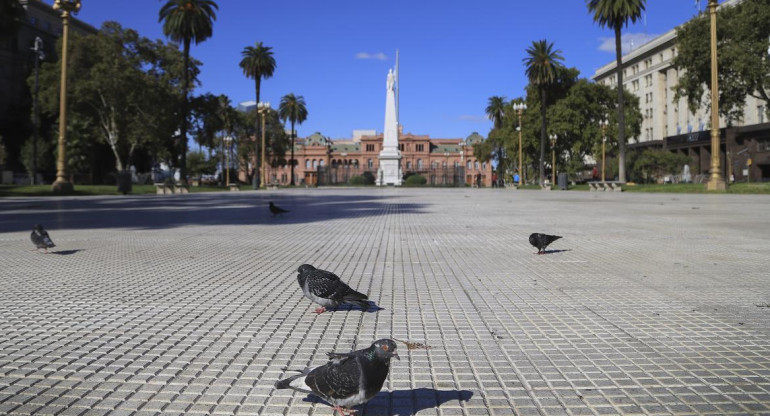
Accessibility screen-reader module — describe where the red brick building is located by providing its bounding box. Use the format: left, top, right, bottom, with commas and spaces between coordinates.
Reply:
262, 131, 493, 187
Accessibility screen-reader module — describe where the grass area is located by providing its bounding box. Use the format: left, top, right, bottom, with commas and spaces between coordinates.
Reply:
623, 182, 770, 194
0, 184, 234, 197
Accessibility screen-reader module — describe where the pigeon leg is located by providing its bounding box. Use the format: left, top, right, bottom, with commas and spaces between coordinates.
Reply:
332, 406, 356, 416
314, 307, 326, 314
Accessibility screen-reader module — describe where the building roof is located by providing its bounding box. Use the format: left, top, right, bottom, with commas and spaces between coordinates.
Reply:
465, 132, 484, 145
304, 132, 330, 147
430, 144, 462, 154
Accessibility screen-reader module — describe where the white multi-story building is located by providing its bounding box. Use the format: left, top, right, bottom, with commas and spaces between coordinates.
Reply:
592, 0, 770, 181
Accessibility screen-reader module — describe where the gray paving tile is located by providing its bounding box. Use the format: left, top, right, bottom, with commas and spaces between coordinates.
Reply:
1, 189, 769, 415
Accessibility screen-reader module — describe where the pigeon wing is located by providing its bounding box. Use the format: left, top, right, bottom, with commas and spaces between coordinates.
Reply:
40, 230, 55, 247
305, 355, 361, 400
308, 275, 349, 300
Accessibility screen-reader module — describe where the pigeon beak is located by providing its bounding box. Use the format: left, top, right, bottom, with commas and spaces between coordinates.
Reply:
393, 352, 400, 361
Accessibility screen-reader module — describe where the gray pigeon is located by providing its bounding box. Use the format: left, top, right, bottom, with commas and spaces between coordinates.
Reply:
529, 233, 562, 254
30, 224, 55, 253
275, 339, 399, 415
269, 201, 289, 216
297, 264, 370, 314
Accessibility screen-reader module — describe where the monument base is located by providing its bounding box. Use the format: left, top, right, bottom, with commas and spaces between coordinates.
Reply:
376, 152, 402, 186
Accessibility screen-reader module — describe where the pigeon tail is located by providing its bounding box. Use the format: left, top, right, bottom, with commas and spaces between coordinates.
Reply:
342, 290, 369, 309
275, 372, 313, 394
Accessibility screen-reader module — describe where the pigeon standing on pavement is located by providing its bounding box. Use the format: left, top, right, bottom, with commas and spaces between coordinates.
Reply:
529, 233, 562, 254
297, 264, 371, 314
275, 339, 399, 416
269, 201, 289, 216
30, 224, 55, 253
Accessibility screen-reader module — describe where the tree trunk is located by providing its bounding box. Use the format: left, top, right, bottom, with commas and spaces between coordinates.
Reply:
615, 26, 626, 183
539, 86, 547, 186
290, 121, 295, 186
180, 38, 190, 185
253, 77, 261, 189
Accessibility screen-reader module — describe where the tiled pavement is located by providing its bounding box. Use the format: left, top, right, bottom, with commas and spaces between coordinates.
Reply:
0, 188, 769, 415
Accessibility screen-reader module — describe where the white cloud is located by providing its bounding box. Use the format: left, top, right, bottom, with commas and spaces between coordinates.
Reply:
355, 52, 388, 60
457, 115, 488, 123
598, 32, 659, 54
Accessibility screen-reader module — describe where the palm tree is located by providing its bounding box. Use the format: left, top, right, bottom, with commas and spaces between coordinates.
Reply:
239, 42, 276, 187
485, 96, 507, 183
523, 39, 564, 186
278, 93, 308, 186
158, 0, 218, 185
587, 0, 646, 183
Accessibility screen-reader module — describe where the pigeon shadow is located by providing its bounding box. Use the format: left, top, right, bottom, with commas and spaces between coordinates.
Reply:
327, 301, 384, 314
50, 249, 85, 255
539, 249, 572, 255
302, 388, 473, 416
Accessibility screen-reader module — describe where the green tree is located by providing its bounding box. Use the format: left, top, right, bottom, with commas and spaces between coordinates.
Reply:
523, 40, 565, 185
278, 93, 308, 186
159, 0, 218, 184
190, 92, 224, 154
587, 0, 646, 183
31, 22, 190, 179
547, 79, 642, 177
633, 149, 691, 183
239, 41, 276, 187
485, 96, 507, 181
673, 0, 770, 123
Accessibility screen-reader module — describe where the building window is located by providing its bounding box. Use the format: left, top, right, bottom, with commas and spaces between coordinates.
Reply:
474, 161, 479, 170
417, 159, 423, 169
406, 161, 411, 169
312, 160, 317, 168
366, 144, 375, 152
431, 161, 437, 169
416, 144, 424, 152
305, 160, 310, 169
467, 161, 471, 170
399, 144, 404, 151
319, 160, 325, 167
367, 159, 373, 168
29, 16, 37, 26
759, 105, 766, 124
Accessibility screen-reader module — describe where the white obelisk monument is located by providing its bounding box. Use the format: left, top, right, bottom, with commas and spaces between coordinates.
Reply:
377, 52, 402, 186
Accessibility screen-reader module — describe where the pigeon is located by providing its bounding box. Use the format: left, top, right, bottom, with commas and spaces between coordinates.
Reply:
297, 264, 370, 314
529, 233, 562, 254
275, 339, 399, 415
269, 201, 289, 216
30, 224, 55, 253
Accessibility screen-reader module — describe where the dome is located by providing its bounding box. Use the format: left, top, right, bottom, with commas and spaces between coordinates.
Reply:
465, 132, 484, 145
305, 132, 329, 147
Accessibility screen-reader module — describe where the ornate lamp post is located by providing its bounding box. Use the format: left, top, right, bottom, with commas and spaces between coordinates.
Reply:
600, 118, 609, 182
51, 0, 81, 194
706, 0, 726, 190
513, 102, 527, 186
258, 102, 270, 189
549, 134, 557, 186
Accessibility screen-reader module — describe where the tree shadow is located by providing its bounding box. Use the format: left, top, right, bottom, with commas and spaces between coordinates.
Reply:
0, 192, 427, 232
302, 388, 473, 416
50, 249, 85, 255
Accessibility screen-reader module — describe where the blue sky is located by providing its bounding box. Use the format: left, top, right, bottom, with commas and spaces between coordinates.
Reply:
73, 1, 714, 140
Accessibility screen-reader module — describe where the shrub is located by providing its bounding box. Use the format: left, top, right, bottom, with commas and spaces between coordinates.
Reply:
349, 175, 367, 186
361, 171, 376, 184
404, 174, 427, 186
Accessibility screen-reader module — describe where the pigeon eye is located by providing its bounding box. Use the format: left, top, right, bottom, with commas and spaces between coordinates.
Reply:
382, 345, 389, 351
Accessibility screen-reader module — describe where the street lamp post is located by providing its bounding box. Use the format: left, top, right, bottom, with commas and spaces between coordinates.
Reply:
224, 135, 232, 186
706, 0, 726, 190
258, 102, 270, 189
549, 134, 557, 186
513, 102, 527, 186
51, 0, 80, 194
31, 36, 44, 186
600, 118, 609, 182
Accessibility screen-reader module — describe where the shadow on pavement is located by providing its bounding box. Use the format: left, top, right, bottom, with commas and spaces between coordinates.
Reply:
50, 249, 85, 255
0, 192, 426, 232
302, 388, 473, 415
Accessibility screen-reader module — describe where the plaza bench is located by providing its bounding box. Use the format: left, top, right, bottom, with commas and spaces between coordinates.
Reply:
588, 181, 624, 192
154, 183, 173, 195
229, 183, 240, 192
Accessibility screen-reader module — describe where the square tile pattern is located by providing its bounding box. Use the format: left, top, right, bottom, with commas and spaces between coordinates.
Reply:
1, 189, 769, 415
